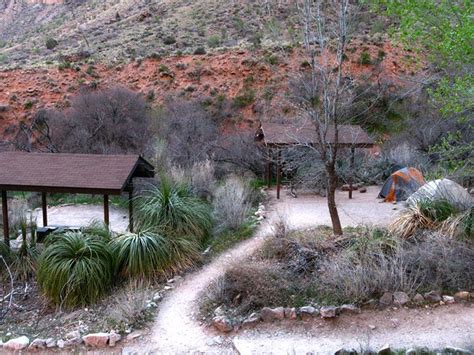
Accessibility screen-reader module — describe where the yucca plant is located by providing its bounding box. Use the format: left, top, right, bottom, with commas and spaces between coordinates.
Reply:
418, 198, 457, 222
111, 231, 201, 279
37, 232, 114, 307
135, 176, 212, 241
389, 204, 436, 239
441, 208, 473, 240
83, 219, 112, 241
111, 231, 170, 279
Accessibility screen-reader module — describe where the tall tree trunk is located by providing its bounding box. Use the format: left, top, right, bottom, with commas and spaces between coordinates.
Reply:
326, 164, 343, 235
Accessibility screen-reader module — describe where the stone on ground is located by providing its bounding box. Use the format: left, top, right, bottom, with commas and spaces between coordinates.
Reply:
393, 291, 410, 306
412, 293, 424, 304
320, 306, 337, 318
339, 304, 361, 314
212, 316, 233, 332
82, 332, 110, 347
3, 336, 30, 351
28, 338, 47, 350
299, 306, 318, 320
242, 312, 261, 327
379, 292, 393, 306
260, 307, 285, 322
109, 331, 121, 347
454, 291, 470, 301
424, 291, 442, 303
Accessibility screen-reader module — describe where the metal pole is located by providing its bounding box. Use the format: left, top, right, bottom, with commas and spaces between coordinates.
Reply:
42, 192, 48, 227
2, 191, 9, 248
104, 195, 110, 227
349, 147, 355, 199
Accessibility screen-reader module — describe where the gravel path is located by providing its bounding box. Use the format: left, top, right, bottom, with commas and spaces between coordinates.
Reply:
124, 187, 473, 354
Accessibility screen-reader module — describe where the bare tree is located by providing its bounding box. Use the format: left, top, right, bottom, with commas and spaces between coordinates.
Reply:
288, 0, 356, 235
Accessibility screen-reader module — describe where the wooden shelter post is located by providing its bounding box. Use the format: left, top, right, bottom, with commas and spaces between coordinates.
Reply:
42, 192, 48, 227
2, 190, 9, 248
276, 149, 282, 199
348, 147, 355, 199
128, 185, 134, 233
104, 195, 110, 227
267, 148, 272, 188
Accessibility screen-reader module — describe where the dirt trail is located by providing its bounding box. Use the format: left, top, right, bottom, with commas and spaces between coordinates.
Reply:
126, 188, 473, 354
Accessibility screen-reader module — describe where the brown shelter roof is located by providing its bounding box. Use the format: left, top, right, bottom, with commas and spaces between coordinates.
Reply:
257, 122, 374, 147
0, 152, 154, 194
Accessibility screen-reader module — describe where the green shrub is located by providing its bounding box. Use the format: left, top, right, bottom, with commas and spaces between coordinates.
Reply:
359, 51, 371, 65
111, 231, 170, 278
194, 47, 206, 55
45, 38, 58, 50
163, 36, 176, 45
233, 89, 255, 108
37, 232, 114, 307
158, 64, 170, 73
207, 35, 221, 48
135, 176, 212, 241
265, 54, 279, 65
418, 199, 457, 222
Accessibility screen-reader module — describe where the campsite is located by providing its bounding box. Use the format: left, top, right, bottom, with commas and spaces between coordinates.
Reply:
0, 0, 473, 354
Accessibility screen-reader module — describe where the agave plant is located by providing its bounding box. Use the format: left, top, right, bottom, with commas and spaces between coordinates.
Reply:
135, 176, 212, 241
37, 232, 114, 307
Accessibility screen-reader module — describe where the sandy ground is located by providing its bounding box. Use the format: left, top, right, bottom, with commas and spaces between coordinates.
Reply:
122, 187, 474, 354
35, 204, 129, 232
270, 185, 401, 228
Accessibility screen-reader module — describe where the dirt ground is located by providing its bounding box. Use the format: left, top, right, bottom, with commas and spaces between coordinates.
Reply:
270, 185, 401, 228
35, 204, 129, 232
123, 186, 473, 354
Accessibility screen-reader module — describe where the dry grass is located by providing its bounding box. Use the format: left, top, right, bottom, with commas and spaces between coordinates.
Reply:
388, 204, 437, 239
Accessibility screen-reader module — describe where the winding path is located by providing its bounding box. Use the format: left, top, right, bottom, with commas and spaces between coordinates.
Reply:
127, 188, 474, 354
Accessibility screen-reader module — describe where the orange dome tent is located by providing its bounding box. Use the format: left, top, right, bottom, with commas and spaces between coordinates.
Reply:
378, 167, 425, 202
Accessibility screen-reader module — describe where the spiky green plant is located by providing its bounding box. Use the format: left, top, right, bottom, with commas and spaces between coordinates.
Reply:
111, 231, 201, 279
135, 176, 212, 241
37, 232, 114, 307
111, 231, 169, 279
83, 220, 112, 241
418, 198, 457, 222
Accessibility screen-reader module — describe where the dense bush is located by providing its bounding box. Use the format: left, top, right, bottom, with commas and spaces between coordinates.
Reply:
203, 226, 474, 315
135, 177, 212, 241
37, 232, 114, 307
45, 38, 58, 50
212, 176, 252, 232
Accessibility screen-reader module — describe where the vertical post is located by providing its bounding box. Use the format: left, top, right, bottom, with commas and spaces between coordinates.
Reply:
267, 150, 272, 188
2, 191, 9, 248
42, 192, 48, 227
276, 149, 281, 199
104, 194, 110, 227
349, 147, 355, 199
128, 186, 134, 233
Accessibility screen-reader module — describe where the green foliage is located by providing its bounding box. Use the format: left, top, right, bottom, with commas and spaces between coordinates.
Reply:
359, 51, 371, 65
135, 177, 212, 241
163, 36, 176, 45
45, 38, 58, 50
37, 232, 114, 307
265, 54, 279, 65
158, 64, 170, 73
194, 47, 206, 55
207, 35, 221, 48
111, 231, 170, 278
418, 199, 457, 223
232, 89, 255, 108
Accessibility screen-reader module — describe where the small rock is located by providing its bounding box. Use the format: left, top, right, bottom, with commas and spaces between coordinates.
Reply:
339, 304, 361, 314
57, 339, 65, 349
152, 293, 162, 302
380, 292, 393, 306
412, 293, 424, 304
3, 336, 30, 351
284, 307, 297, 320
260, 307, 285, 322
377, 344, 391, 355
424, 291, 442, 303
28, 338, 47, 350
242, 312, 261, 327
320, 306, 337, 318
442, 295, 455, 304
359, 187, 367, 193
46, 338, 56, 348
64, 337, 82, 347
368, 324, 376, 330
393, 291, 410, 306
212, 316, 233, 333
454, 291, 470, 301
109, 331, 121, 347
126, 330, 144, 340
299, 306, 318, 320
83, 333, 110, 347
0, 104, 9, 112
